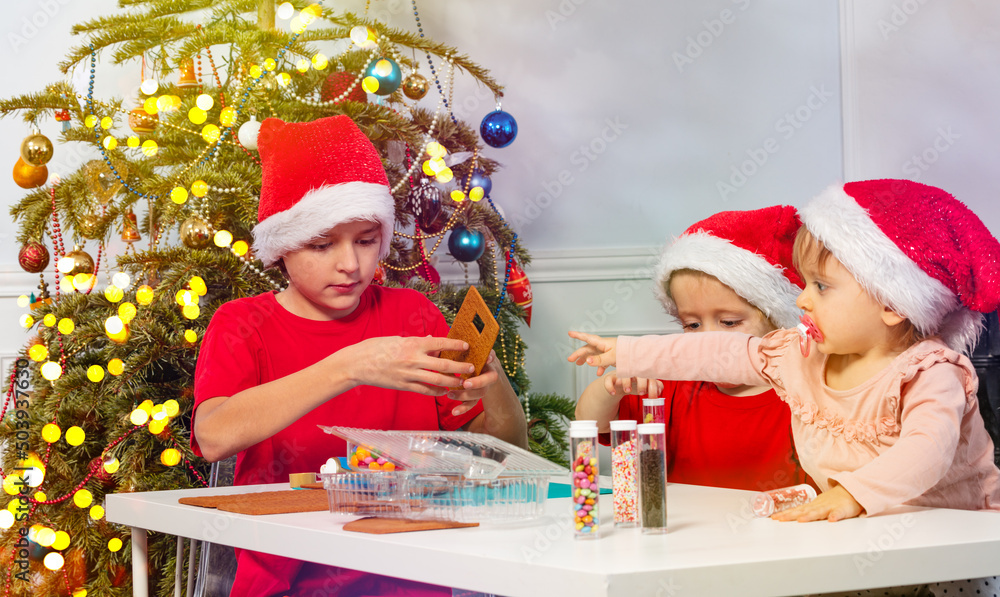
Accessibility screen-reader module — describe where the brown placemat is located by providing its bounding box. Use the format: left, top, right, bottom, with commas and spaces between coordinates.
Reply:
343, 517, 479, 534
179, 489, 329, 515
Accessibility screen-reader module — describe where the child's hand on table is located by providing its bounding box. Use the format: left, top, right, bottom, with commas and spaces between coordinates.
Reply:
771, 484, 864, 522
567, 331, 618, 376
604, 373, 662, 398
346, 336, 473, 395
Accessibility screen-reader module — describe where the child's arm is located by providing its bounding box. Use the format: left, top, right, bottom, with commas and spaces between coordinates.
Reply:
576, 373, 663, 433
194, 335, 474, 462
570, 330, 770, 387
825, 364, 970, 516
452, 351, 529, 449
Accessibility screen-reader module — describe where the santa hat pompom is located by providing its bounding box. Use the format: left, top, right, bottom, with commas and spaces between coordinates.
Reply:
798, 179, 1000, 354
252, 115, 394, 267
653, 205, 804, 329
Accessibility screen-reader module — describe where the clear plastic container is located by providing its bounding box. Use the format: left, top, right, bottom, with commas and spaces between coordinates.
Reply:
321, 471, 550, 522
751, 484, 817, 517
641, 397, 665, 425
570, 424, 599, 539
317, 427, 565, 523
610, 420, 638, 527
637, 422, 667, 534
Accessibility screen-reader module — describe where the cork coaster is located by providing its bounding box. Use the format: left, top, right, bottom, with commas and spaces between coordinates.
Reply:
343, 517, 479, 534
179, 489, 329, 515
440, 286, 499, 378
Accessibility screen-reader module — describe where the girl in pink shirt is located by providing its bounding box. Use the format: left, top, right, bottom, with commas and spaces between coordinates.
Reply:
571, 179, 1000, 594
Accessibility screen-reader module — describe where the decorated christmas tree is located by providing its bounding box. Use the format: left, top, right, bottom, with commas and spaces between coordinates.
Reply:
0, 1, 573, 594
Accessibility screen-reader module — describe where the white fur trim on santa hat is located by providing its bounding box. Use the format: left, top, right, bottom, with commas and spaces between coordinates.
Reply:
252, 181, 395, 267
798, 185, 977, 352
653, 232, 803, 329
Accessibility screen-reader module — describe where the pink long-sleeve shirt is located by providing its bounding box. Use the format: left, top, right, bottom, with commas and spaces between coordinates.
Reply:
616, 329, 1000, 515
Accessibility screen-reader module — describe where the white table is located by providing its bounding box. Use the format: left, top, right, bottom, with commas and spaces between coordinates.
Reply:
106, 481, 1000, 597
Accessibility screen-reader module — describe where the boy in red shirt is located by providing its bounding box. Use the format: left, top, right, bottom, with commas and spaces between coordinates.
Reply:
191, 115, 527, 596
576, 206, 808, 491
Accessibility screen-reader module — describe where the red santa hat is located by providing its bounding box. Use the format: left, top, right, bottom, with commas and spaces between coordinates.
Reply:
653, 205, 804, 329
251, 115, 394, 267
798, 179, 1000, 354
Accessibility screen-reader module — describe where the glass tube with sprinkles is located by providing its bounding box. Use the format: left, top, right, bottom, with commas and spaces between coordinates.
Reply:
637, 422, 667, 534
610, 419, 638, 527
570, 423, 600, 539
641, 397, 665, 424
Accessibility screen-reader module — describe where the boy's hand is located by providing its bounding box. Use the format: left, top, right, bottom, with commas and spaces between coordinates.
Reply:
604, 373, 662, 398
347, 336, 473, 395
771, 484, 864, 522
567, 331, 618, 376
446, 351, 501, 416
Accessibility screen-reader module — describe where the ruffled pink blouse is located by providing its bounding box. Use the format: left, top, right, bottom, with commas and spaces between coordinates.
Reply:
617, 329, 1000, 515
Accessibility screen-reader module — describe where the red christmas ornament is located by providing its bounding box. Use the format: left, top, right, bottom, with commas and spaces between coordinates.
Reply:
109, 563, 128, 587
54, 109, 70, 122
18, 241, 50, 273
372, 264, 386, 285
320, 71, 368, 104
505, 251, 532, 326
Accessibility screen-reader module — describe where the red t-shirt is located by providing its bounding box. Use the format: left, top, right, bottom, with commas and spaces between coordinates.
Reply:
616, 381, 806, 492
192, 286, 482, 597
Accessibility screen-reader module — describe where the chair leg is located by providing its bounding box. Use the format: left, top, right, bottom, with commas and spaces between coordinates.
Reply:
175, 537, 184, 597
187, 538, 198, 597
131, 527, 149, 597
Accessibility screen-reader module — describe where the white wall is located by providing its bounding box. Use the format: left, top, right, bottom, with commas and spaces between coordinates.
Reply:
841, 0, 1000, 235
21, 1, 1000, 408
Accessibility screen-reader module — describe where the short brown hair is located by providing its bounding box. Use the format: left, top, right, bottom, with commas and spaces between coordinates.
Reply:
666, 268, 779, 332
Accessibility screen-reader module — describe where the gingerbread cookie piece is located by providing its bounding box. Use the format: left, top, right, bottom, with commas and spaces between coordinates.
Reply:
440, 286, 499, 378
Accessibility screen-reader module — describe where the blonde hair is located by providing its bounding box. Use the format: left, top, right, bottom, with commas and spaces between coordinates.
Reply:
666, 268, 779, 333
792, 228, 921, 351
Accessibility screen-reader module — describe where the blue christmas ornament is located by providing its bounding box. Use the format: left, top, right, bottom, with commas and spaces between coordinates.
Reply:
468, 169, 492, 197
363, 57, 402, 96
448, 225, 486, 262
480, 109, 518, 148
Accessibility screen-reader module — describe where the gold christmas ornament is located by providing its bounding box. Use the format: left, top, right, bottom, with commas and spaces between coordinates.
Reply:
60, 247, 95, 276
79, 213, 102, 239
84, 160, 125, 205
179, 215, 212, 249
121, 210, 141, 243
402, 73, 429, 100
20, 132, 54, 166
176, 58, 200, 88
